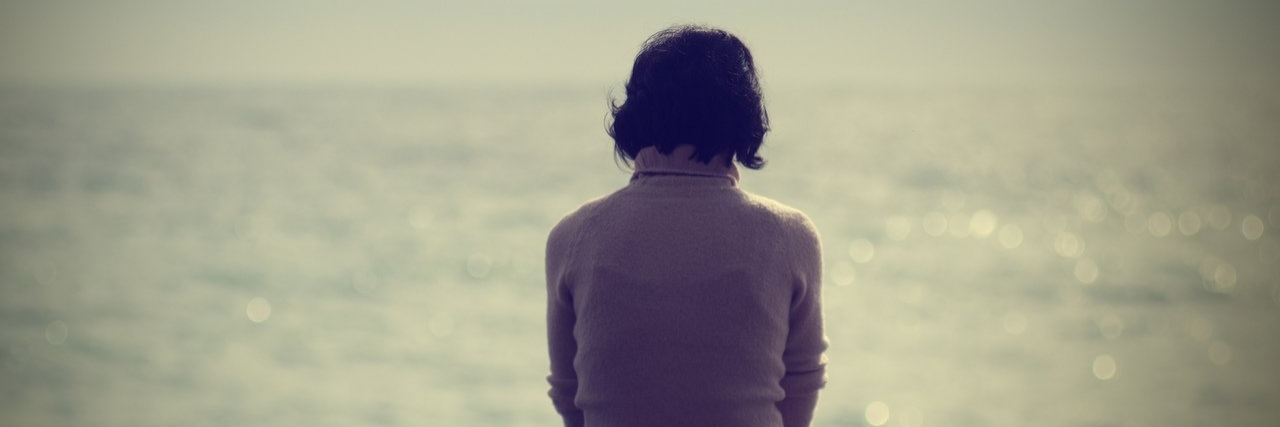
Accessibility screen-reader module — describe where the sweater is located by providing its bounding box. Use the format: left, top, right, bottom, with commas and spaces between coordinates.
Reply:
545, 145, 828, 427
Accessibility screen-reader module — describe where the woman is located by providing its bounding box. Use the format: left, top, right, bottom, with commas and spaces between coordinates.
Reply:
545, 24, 828, 427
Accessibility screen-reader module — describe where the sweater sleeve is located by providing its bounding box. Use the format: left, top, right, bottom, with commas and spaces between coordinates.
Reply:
776, 214, 829, 427
546, 216, 584, 427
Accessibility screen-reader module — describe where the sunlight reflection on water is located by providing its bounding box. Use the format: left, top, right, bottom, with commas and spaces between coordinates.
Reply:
885, 217, 912, 241
1207, 206, 1232, 230
848, 239, 875, 264
864, 401, 890, 426
1003, 311, 1028, 335
1054, 232, 1085, 258
997, 224, 1023, 249
1, 85, 1277, 427
830, 261, 856, 287
1074, 258, 1099, 284
921, 211, 947, 237
1243, 215, 1265, 240
969, 210, 998, 239
1148, 212, 1174, 237
1097, 314, 1123, 340
246, 297, 272, 323
44, 321, 68, 346
1092, 354, 1117, 380
1178, 211, 1202, 236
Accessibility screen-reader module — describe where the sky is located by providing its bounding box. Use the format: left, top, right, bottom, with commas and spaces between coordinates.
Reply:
1, 0, 1278, 88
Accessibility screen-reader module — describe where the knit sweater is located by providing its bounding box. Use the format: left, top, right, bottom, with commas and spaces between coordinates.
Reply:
545, 145, 828, 427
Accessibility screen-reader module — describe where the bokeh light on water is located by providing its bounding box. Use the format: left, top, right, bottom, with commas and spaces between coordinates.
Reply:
1074, 259, 1099, 284
43, 321, 68, 346
1206, 206, 1231, 230
864, 400, 890, 426
968, 209, 998, 239
465, 253, 493, 279
1096, 314, 1123, 340
246, 297, 272, 323
1053, 231, 1085, 258
885, 216, 912, 241
1092, 355, 1117, 380
1002, 311, 1027, 335
921, 212, 947, 237
996, 224, 1023, 249
1242, 215, 1265, 241
1178, 211, 1202, 236
2, 79, 1279, 427
1149, 212, 1174, 237
848, 239, 875, 264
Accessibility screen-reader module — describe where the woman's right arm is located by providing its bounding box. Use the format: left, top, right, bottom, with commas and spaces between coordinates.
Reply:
546, 217, 584, 427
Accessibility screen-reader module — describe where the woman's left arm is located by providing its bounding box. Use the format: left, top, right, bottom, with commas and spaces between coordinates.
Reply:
776, 214, 829, 427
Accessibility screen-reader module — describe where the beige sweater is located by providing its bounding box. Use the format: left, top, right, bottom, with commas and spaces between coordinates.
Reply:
545, 145, 828, 427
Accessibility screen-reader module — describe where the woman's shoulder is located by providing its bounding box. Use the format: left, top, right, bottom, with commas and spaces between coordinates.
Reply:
548, 185, 639, 242
738, 191, 823, 263
548, 194, 609, 237
545, 194, 613, 262
738, 191, 818, 233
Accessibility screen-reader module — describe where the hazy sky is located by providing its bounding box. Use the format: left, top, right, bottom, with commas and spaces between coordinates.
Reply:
1, 0, 1277, 87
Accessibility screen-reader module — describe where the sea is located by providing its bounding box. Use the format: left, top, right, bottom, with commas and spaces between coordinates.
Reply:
1, 82, 1278, 427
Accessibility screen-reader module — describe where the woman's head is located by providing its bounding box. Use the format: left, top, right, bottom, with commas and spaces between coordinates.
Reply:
608, 24, 768, 169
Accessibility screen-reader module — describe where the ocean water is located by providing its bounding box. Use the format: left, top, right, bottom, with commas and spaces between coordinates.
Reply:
1, 83, 1278, 427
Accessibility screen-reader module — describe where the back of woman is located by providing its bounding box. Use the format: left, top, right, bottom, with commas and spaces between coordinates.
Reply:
546, 25, 828, 427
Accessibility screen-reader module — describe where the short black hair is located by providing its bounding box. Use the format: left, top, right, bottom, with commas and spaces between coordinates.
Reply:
607, 24, 769, 169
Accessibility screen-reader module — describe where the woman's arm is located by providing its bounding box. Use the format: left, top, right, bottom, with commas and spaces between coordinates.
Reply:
546, 285, 582, 427
776, 214, 829, 427
546, 217, 584, 427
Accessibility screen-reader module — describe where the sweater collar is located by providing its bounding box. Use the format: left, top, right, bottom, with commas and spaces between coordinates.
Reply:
631, 145, 740, 185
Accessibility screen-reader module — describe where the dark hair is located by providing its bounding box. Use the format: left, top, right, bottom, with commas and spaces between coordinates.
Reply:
608, 24, 769, 169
